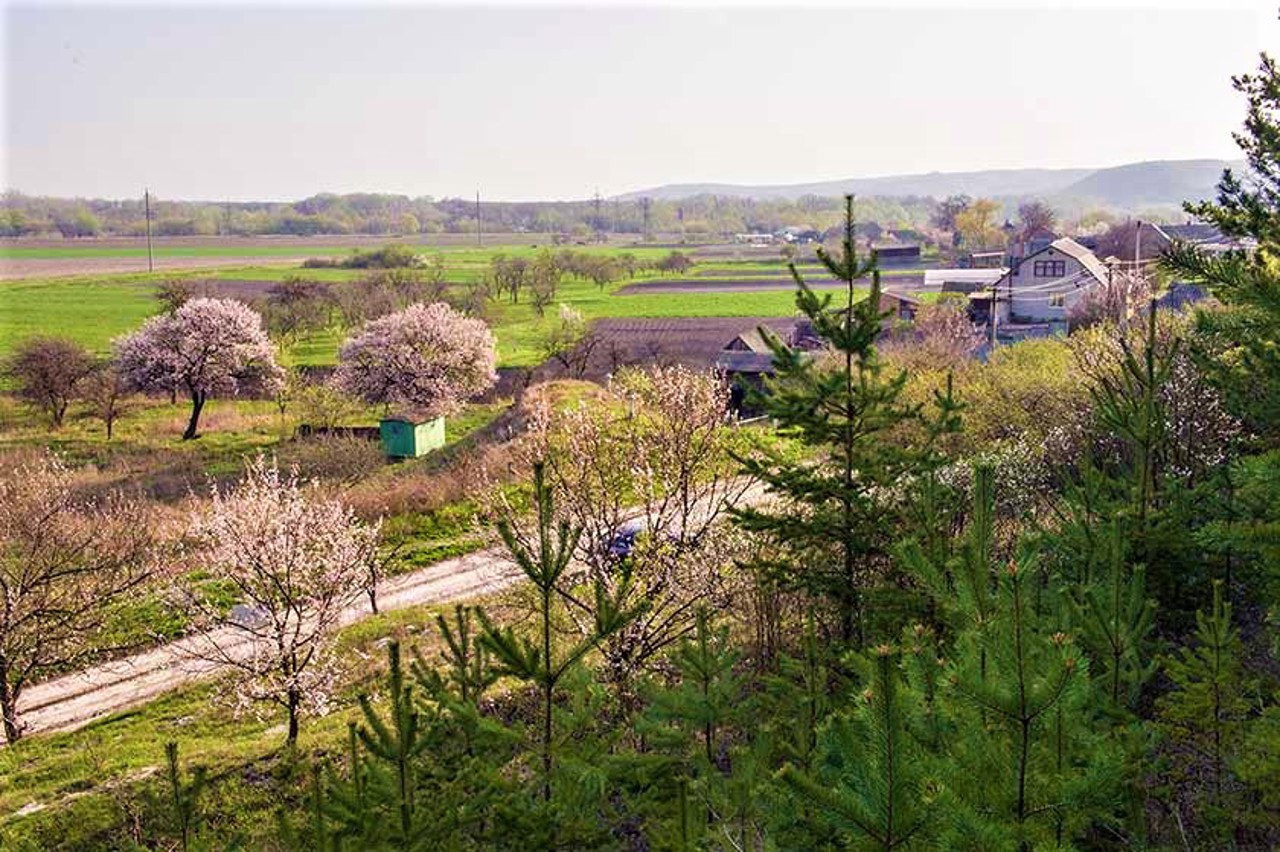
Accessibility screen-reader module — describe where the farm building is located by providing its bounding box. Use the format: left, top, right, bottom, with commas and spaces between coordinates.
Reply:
871, 243, 922, 265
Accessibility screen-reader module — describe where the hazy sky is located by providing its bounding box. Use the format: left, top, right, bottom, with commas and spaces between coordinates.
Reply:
2, 1, 1274, 201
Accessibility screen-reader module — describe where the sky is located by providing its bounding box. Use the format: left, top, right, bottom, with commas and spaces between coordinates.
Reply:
2, 0, 1275, 202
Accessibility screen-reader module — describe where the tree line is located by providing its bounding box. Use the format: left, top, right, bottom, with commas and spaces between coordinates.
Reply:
0, 190, 936, 241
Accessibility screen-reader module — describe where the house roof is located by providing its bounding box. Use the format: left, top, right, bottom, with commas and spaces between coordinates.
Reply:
1044, 237, 1109, 284
998, 237, 1107, 289
924, 268, 1007, 287
1153, 223, 1224, 244
724, 327, 776, 353
880, 289, 921, 306
715, 351, 777, 374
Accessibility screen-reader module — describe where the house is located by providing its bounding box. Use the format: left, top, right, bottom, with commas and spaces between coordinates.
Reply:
878, 290, 921, 322
872, 243, 922, 265
779, 226, 823, 244
716, 325, 791, 415
923, 268, 1007, 294
992, 237, 1109, 323
1149, 222, 1253, 255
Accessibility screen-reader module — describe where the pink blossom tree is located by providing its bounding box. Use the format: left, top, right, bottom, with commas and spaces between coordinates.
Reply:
114, 298, 285, 440
187, 457, 381, 746
335, 302, 497, 418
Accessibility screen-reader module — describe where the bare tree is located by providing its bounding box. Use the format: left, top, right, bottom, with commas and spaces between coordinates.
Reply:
263, 276, 334, 342
528, 250, 561, 318
0, 454, 156, 742
80, 361, 134, 440
490, 253, 529, 304
3, 336, 97, 428
1017, 200, 1058, 239
154, 278, 200, 313
185, 458, 380, 746
539, 304, 598, 378
1067, 266, 1153, 332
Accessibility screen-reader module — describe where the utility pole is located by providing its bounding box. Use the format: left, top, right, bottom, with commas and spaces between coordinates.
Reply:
593, 189, 603, 242
144, 188, 154, 273
475, 190, 482, 247
1125, 219, 1141, 331
641, 197, 652, 241
989, 283, 999, 350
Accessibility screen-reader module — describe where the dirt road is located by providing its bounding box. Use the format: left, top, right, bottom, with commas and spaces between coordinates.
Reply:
16, 480, 771, 738
16, 549, 521, 736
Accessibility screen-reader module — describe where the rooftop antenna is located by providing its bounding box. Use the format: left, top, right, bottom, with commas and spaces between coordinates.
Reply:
144, 188, 154, 273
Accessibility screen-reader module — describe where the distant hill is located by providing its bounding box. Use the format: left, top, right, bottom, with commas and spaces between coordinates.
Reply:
618, 159, 1242, 207
1053, 159, 1237, 207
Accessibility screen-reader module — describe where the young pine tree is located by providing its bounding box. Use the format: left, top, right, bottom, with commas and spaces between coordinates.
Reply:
478, 462, 642, 805
941, 556, 1120, 851
1153, 581, 1256, 847
733, 194, 961, 646
153, 741, 216, 852
641, 609, 773, 850
1070, 520, 1156, 717
778, 644, 938, 851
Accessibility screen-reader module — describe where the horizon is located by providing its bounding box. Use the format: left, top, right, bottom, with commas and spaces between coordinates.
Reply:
0, 154, 1246, 205
5, 2, 1271, 202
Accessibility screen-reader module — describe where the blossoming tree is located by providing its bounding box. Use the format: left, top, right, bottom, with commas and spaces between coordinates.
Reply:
334, 302, 497, 418
114, 298, 284, 440
187, 457, 381, 746
0, 454, 156, 743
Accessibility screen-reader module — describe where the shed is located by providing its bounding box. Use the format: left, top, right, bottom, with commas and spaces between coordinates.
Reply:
871, 243, 922, 265
379, 416, 445, 459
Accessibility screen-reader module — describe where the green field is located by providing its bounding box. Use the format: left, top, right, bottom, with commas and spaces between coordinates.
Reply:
1, 244, 359, 260
0, 245, 935, 367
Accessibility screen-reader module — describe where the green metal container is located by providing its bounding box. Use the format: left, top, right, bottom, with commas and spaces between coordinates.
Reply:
379, 416, 445, 459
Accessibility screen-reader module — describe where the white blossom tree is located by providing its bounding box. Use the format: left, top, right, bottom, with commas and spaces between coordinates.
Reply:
115, 298, 285, 440
187, 458, 381, 745
0, 454, 156, 743
334, 301, 497, 418
511, 365, 748, 685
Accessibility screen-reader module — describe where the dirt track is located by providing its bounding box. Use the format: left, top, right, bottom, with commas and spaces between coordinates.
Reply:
617, 273, 924, 294
0, 254, 305, 281
16, 550, 521, 736
17, 482, 769, 738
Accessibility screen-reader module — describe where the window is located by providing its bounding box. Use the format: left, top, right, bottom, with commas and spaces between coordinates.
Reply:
1033, 260, 1066, 277
1048, 293, 1065, 308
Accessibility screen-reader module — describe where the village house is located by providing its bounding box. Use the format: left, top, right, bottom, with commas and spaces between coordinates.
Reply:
990, 237, 1110, 323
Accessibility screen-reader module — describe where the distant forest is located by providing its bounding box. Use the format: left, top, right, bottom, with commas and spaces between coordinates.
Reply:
0, 191, 943, 240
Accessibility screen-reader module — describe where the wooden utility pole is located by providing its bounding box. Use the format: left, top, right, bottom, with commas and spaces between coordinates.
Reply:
144, 188, 154, 273
475, 191, 482, 246
1127, 219, 1142, 331
989, 283, 999, 350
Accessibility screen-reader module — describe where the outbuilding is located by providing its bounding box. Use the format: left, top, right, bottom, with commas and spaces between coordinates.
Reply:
379, 416, 445, 459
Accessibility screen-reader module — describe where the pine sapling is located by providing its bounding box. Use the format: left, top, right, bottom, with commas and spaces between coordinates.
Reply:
779, 644, 936, 851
